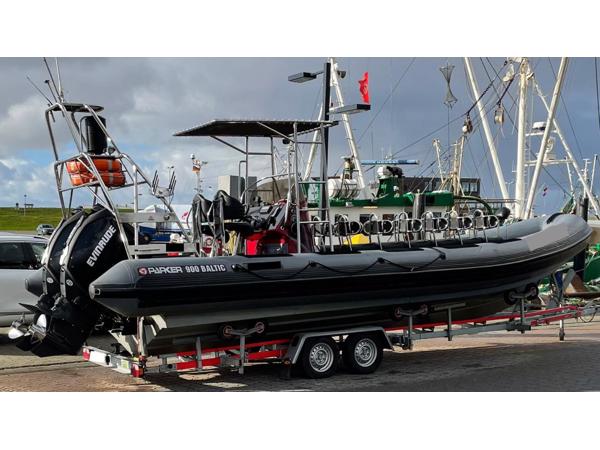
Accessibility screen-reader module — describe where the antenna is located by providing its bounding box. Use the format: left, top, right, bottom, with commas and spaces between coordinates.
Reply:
55, 58, 64, 101
26, 76, 53, 106
44, 79, 58, 102
42, 57, 60, 102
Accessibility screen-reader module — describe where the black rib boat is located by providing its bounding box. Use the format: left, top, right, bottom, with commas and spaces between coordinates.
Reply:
7, 98, 592, 358
12, 203, 590, 356
82, 212, 588, 353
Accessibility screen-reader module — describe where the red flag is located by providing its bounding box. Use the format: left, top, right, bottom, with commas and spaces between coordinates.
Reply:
358, 72, 370, 103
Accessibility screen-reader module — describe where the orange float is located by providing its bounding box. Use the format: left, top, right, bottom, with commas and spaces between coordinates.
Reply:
66, 157, 122, 174
69, 172, 126, 187
66, 156, 126, 187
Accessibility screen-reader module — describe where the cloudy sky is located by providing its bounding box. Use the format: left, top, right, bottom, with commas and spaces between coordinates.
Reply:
0, 57, 598, 212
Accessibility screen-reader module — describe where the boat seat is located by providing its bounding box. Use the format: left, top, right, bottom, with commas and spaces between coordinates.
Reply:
192, 193, 214, 222
213, 190, 245, 221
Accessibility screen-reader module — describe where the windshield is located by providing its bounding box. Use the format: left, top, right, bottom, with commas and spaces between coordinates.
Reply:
30, 243, 47, 264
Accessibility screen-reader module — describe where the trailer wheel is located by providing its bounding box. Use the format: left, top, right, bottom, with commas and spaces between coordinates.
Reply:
300, 337, 339, 379
343, 333, 383, 374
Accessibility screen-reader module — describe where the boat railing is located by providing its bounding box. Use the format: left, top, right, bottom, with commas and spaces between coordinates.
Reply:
324, 209, 506, 250
46, 101, 196, 259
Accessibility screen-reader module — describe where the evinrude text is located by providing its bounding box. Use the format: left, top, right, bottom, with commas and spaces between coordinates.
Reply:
86, 225, 117, 267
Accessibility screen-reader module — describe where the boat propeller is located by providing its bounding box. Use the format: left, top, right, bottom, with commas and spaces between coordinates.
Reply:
7, 316, 28, 340
8, 310, 48, 343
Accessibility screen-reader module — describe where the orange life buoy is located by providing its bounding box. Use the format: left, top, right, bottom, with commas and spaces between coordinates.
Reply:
69, 171, 126, 187
66, 157, 122, 175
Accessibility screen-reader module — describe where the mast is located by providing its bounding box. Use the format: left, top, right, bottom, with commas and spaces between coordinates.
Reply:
432, 139, 446, 186
302, 103, 323, 181
452, 136, 465, 196
330, 58, 366, 195
302, 58, 370, 198
515, 58, 530, 219
524, 57, 569, 218
463, 58, 509, 200
532, 77, 600, 218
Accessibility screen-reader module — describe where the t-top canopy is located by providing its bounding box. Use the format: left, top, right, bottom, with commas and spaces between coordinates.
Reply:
47, 102, 104, 113
174, 119, 336, 138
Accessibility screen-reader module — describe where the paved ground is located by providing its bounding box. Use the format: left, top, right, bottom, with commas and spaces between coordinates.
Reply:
1, 319, 599, 391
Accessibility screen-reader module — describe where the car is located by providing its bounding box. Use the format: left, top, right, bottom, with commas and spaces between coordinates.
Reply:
0, 233, 48, 327
36, 224, 54, 236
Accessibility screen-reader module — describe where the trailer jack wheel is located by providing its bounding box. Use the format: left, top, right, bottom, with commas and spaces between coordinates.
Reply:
343, 333, 383, 374
300, 337, 339, 379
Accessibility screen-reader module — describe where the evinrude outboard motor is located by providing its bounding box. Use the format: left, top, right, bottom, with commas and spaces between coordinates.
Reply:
11, 206, 131, 356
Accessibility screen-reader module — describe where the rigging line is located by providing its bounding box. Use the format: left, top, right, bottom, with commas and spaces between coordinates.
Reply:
382, 68, 500, 167
547, 57, 585, 161
480, 57, 502, 100
485, 58, 517, 104
363, 114, 464, 176
476, 123, 498, 197
465, 136, 483, 189
483, 57, 516, 110
541, 164, 571, 196
595, 57, 600, 131
404, 141, 458, 192
364, 64, 502, 182
405, 158, 440, 192
404, 92, 501, 193
356, 57, 416, 144
447, 105, 450, 149
483, 58, 518, 129
395, 95, 493, 191
26, 76, 53, 105
464, 60, 506, 118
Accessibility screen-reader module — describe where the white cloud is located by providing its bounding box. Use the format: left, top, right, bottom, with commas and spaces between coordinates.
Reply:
0, 96, 47, 156
0, 57, 597, 214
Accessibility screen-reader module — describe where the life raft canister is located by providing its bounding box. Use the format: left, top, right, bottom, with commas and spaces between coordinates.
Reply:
66, 156, 125, 187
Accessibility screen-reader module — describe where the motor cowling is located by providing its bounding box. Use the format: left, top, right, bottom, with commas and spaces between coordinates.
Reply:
15, 206, 131, 356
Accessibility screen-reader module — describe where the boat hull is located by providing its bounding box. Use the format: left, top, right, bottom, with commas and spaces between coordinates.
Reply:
89, 214, 590, 354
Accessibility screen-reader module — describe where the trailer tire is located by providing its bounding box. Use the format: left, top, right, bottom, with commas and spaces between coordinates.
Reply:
343, 333, 383, 374
300, 337, 339, 379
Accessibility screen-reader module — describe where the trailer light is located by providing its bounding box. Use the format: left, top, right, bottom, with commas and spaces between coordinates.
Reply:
82, 348, 90, 361
131, 363, 144, 378
167, 252, 180, 257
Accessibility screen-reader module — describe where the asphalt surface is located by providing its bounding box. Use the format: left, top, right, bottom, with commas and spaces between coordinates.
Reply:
1, 319, 599, 391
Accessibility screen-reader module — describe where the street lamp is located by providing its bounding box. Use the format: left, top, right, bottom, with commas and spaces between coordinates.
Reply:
23, 194, 27, 216
289, 62, 332, 214
288, 71, 322, 83
288, 61, 370, 213
330, 103, 371, 115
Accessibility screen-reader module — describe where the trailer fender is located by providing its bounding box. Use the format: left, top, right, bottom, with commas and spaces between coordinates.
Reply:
285, 326, 392, 365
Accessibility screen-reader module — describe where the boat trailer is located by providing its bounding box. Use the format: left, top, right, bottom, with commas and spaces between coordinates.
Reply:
82, 297, 600, 380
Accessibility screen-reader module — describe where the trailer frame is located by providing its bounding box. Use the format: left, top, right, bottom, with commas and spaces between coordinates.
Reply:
82, 297, 600, 380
